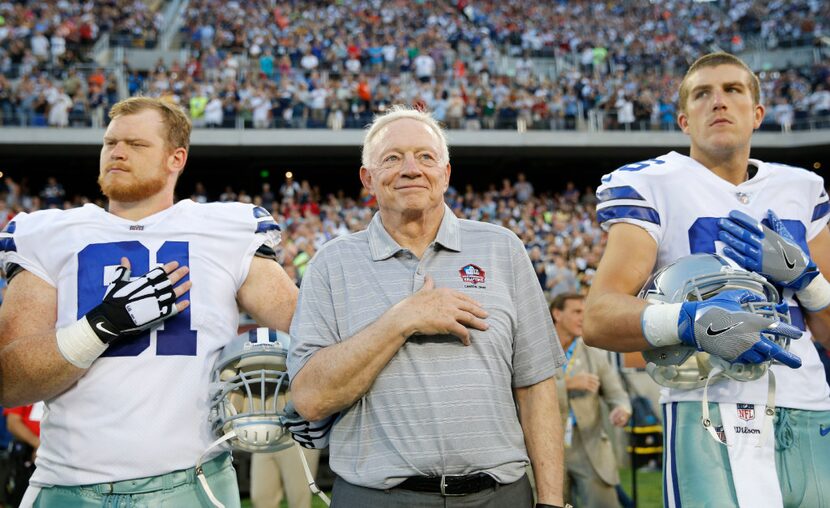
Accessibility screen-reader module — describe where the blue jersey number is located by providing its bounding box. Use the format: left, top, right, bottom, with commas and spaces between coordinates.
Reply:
688, 217, 808, 331
77, 241, 197, 357
688, 217, 807, 254
603, 158, 666, 183
618, 158, 666, 172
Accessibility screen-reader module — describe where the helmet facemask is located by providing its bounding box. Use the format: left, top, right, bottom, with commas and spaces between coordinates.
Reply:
209, 329, 294, 453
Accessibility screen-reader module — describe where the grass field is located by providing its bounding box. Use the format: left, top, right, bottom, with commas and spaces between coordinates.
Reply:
242, 467, 663, 508
619, 467, 663, 508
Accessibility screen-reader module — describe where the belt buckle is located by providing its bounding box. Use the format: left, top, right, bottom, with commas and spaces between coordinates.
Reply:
439, 473, 467, 497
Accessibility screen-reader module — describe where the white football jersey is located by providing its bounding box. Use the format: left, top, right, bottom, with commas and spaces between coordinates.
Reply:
1, 200, 280, 485
597, 151, 830, 410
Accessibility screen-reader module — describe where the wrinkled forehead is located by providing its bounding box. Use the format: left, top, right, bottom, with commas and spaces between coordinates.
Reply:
372, 118, 444, 156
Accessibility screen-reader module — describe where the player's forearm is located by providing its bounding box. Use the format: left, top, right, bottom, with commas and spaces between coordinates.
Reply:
515, 378, 564, 506
0, 333, 85, 406
291, 311, 409, 421
583, 292, 651, 351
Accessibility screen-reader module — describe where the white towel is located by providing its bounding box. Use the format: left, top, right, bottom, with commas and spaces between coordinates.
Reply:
719, 402, 782, 508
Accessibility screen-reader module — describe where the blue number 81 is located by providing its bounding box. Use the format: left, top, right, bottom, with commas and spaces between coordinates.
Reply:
77, 241, 197, 357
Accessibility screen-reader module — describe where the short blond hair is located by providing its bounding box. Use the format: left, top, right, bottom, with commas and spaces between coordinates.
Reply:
361, 105, 449, 168
678, 52, 761, 113
109, 96, 192, 151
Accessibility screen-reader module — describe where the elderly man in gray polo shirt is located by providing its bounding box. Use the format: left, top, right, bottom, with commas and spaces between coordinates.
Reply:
288, 105, 567, 508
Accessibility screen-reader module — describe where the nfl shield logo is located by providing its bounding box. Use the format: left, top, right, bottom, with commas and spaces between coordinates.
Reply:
459, 264, 486, 285
715, 425, 726, 443
737, 403, 755, 421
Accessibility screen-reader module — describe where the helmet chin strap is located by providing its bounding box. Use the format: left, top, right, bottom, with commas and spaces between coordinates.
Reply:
196, 431, 238, 508
758, 369, 777, 448
295, 441, 331, 506
701, 365, 728, 445
195, 432, 331, 507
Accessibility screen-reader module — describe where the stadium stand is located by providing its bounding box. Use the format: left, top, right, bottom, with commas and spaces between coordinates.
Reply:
1, 4, 829, 506
1, 0, 828, 130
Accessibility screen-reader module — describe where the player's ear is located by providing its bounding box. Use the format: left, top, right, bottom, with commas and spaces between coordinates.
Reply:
677, 111, 689, 133
359, 166, 374, 195
168, 147, 187, 173
753, 103, 765, 130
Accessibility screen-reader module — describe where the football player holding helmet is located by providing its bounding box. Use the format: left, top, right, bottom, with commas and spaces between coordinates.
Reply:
639, 253, 802, 444
639, 253, 799, 389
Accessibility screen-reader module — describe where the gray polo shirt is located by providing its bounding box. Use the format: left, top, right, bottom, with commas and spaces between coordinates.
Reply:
288, 205, 566, 489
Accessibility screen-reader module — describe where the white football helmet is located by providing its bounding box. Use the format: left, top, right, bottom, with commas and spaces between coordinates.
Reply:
208, 327, 293, 453
639, 253, 791, 389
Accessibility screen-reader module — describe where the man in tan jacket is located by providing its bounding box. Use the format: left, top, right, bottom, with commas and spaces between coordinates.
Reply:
552, 293, 631, 507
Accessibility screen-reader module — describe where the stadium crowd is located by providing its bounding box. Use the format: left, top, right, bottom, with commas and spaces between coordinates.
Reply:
1, 0, 829, 130
0, 0, 165, 62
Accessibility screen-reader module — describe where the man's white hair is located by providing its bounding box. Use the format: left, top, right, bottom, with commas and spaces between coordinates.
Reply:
361, 105, 450, 168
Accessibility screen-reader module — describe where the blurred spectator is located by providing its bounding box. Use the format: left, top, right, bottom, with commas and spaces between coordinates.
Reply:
515, 172, 534, 203
40, 177, 65, 208
219, 186, 237, 202
191, 182, 208, 204
260, 183, 275, 212
279, 174, 301, 201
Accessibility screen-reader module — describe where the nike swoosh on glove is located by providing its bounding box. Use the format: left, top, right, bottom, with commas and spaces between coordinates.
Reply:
678, 289, 802, 368
85, 265, 180, 343
718, 209, 819, 290
280, 401, 339, 449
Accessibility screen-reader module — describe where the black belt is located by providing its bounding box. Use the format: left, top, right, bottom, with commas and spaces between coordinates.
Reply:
397, 473, 497, 496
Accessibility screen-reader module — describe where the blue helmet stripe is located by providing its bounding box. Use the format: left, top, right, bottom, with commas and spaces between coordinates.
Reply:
597, 205, 660, 225
247, 328, 279, 344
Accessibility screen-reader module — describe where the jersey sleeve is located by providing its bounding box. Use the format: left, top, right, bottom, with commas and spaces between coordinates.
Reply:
252, 205, 282, 251
806, 180, 830, 241
595, 167, 663, 244
0, 212, 55, 286
204, 203, 282, 290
